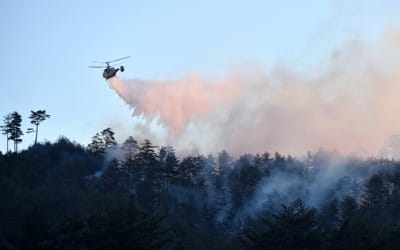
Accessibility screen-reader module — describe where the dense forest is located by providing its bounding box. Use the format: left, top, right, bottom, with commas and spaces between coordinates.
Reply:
1, 126, 400, 249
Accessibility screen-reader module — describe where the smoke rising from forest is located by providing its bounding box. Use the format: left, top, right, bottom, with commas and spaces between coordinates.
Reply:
109, 29, 400, 156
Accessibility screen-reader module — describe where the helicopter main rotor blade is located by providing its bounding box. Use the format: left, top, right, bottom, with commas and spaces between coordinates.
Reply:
106, 56, 131, 63
88, 66, 106, 68
109, 62, 127, 67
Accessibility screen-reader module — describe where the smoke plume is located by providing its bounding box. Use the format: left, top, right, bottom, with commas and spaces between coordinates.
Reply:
109, 29, 400, 156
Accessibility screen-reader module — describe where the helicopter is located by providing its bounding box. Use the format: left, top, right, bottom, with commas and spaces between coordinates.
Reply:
89, 56, 130, 80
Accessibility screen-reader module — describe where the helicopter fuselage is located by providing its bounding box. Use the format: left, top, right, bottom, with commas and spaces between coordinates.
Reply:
102, 65, 125, 80
103, 67, 119, 80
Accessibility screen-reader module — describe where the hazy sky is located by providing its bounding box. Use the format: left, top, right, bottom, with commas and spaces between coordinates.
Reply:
1, 0, 400, 152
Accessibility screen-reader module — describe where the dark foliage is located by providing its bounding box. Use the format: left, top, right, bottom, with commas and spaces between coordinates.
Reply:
2, 133, 400, 249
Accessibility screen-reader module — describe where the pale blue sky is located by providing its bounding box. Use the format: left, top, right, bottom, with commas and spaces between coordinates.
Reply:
1, 0, 400, 151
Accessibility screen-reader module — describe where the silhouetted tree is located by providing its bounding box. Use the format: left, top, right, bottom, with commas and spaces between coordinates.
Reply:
332, 216, 373, 250
243, 199, 321, 250
122, 136, 139, 162
272, 152, 287, 171
121, 136, 140, 188
27, 110, 50, 145
87, 128, 117, 156
99, 159, 129, 194
137, 139, 159, 178
242, 199, 321, 250
318, 198, 340, 235
362, 174, 388, 210
215, 150, 233, 190
88, 132, 105, 156
386, 169, 400, 219
0, 113, 12, 153
8, 112, 23, 153
101, 128, 117, 150
159, 146, 179, 190
229, 155, 262, 209
134, 139, 161, 209
339, 196, 359, 223
175, 156, 204, 186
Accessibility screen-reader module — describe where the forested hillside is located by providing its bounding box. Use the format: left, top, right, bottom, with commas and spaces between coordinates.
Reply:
1, 130, 400, 249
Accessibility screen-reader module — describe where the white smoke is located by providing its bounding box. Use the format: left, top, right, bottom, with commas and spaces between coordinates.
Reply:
109, 29, 400, 156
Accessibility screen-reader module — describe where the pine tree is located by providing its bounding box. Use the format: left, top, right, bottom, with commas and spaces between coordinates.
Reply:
100, 128, 117, 150
243, 199, 321, 250
122, 136, 140, 189
138, 139, 159, 179
27, 110, 50, 144
362, 174, 388, 209
0, 113, 12, 153
87, 128, 117, 156
159, 145, 179, 190
87, 132, 105, 156
122, 136, 138, 161
8, 112, 23, 153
